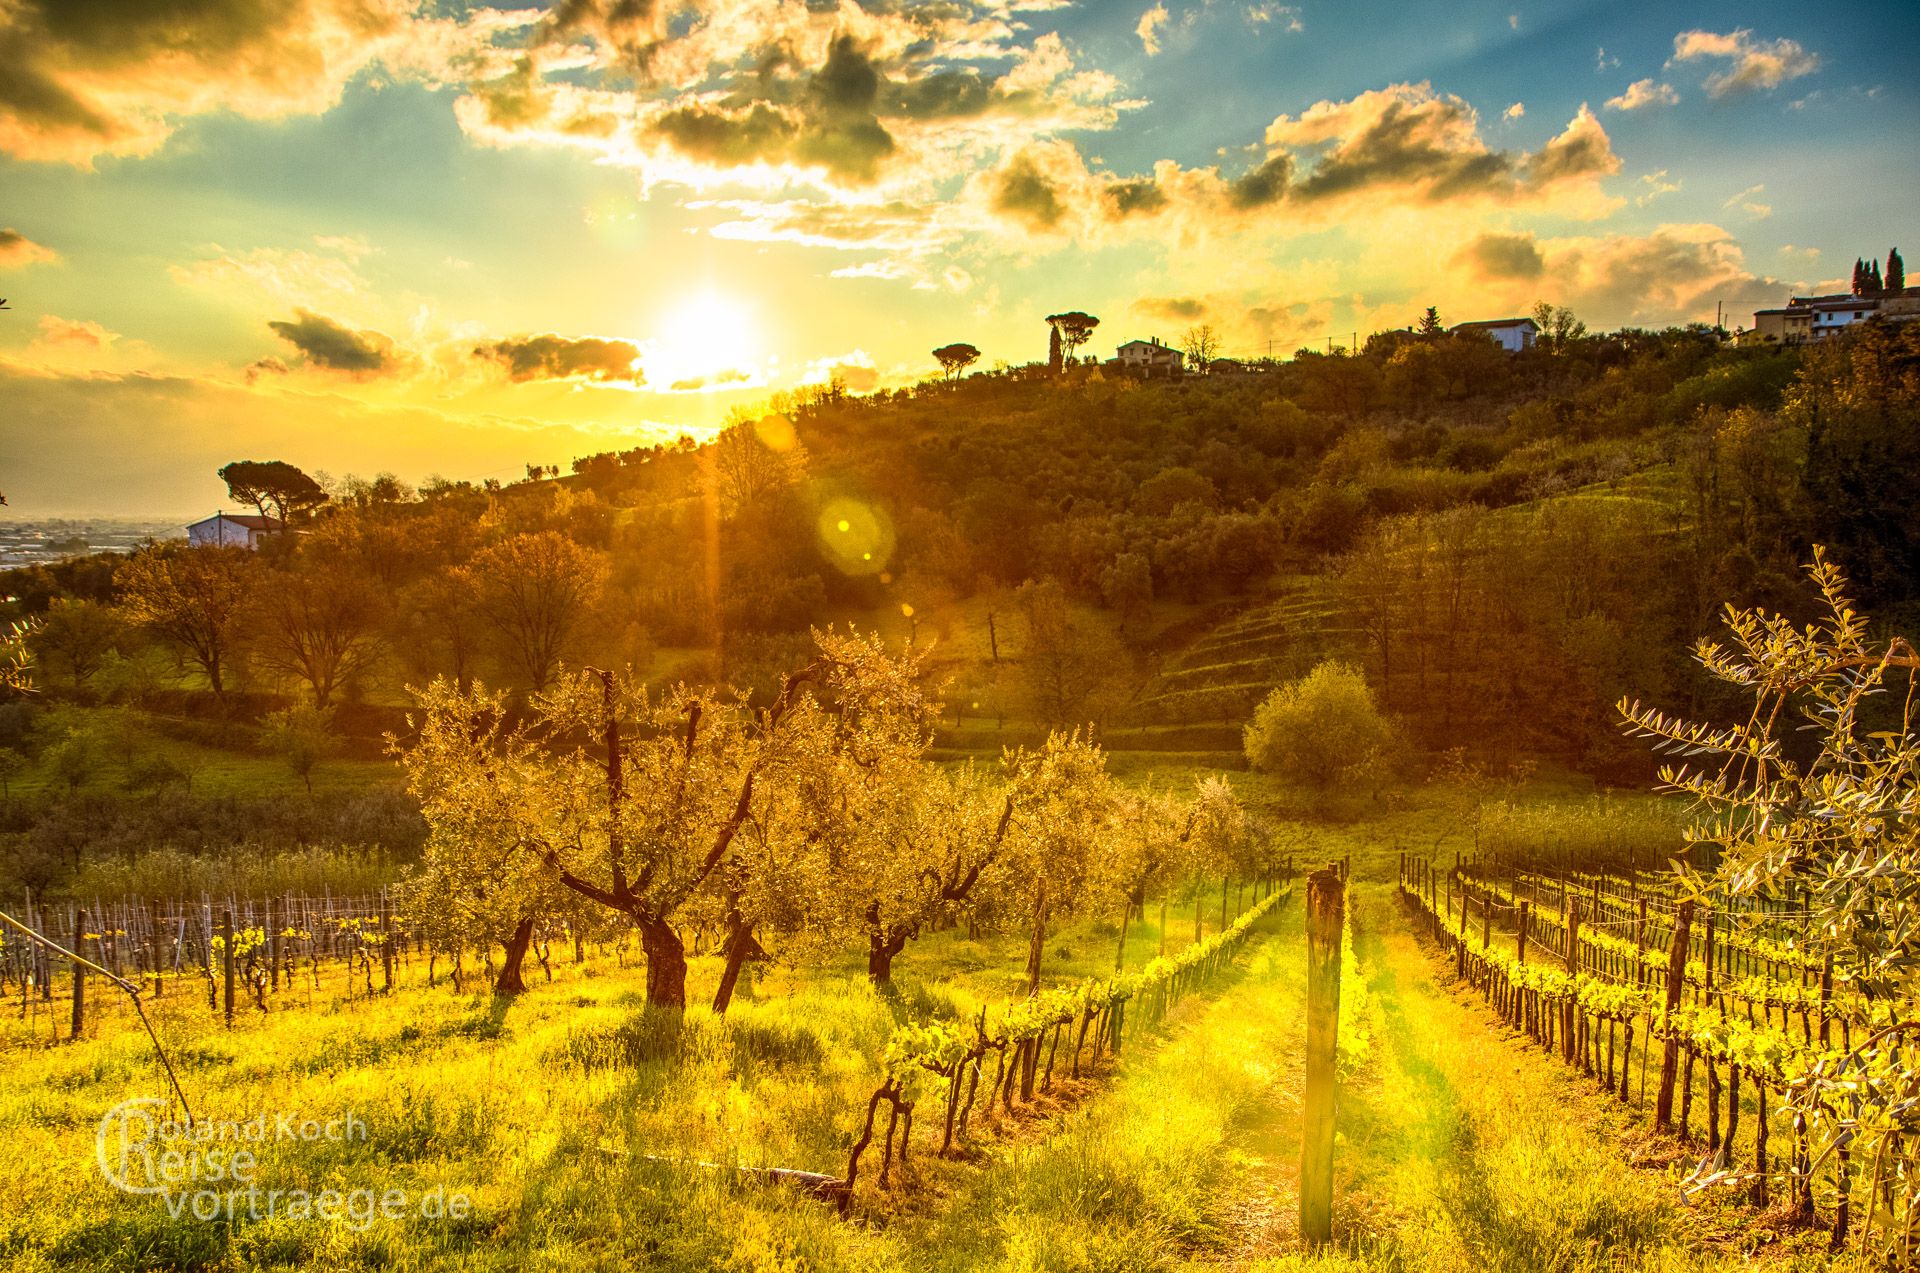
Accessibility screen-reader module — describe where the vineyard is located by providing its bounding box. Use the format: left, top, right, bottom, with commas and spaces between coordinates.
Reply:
1403, 850, 1912, 1256
1, 559, 1914, 1269
2, 893, 413, 1031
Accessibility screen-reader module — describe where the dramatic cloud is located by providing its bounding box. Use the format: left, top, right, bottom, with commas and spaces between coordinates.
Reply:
0, 0, 523, 165
992, 150, 1069, 230
968, 85, 1620, 250
1456, 232, 1544, 280
1454, 224, 1784, 328
267, 309, 398, 375
1265, 85, 1619, 205
1605, 79, 1678, 111
0, 228, 57, 268
454, 3, 1127, 198
475, 334, 645, 384
1672, 30, 1819, 97
1137, 4, 1169, 55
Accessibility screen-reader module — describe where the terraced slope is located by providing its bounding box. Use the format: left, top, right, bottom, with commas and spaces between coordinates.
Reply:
1131, 577, 1364, 726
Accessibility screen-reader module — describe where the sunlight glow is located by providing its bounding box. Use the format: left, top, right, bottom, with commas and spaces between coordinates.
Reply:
645, 289, 762, 393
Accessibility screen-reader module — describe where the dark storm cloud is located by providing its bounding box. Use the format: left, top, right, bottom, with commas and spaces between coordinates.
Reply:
1107, 179, 1168, 216
475, 333, 644, 383
640, 32, 896, 182
654, 103, 799, 164
992, 153, 1065, 230
891, 69, 992, 120
1228, 154, 1292, 208
0, 0, 465, 164
267, 310, 397, 375
1458, 232, 1546, 279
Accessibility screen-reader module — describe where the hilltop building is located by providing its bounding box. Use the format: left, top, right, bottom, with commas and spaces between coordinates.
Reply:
1112, 337, 1184, 378
1447, 317, 1538, 352
186, 512, 284, 549
1749, 288, 1920, 345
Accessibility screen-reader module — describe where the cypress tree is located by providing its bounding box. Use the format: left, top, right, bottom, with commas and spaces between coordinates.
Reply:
1869, 260, 1884, 295
1889, 248, 1906, 295
1852, 259, 1866, 296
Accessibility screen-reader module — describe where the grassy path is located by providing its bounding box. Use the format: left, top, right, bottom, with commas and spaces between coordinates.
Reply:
887, 900, 1311, 1272
939, 876, 1841, 1273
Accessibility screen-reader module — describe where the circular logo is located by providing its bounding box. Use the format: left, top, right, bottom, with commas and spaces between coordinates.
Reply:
96, 1097, 174, 1195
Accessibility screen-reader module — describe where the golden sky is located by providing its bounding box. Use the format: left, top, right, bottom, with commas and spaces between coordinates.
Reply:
1, 0, 1912, 515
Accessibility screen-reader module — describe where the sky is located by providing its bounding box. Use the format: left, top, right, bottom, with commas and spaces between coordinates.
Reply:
1, 0, 1914, 517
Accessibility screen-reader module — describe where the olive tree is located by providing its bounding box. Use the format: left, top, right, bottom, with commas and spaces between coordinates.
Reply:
401, 631, 927, 1012
837, 762, 1016, 986
1620, 549, 1920, 1258
993, 730, 1115, 995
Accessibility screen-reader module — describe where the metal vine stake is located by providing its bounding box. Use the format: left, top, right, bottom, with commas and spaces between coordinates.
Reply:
0, 909, 196, 1129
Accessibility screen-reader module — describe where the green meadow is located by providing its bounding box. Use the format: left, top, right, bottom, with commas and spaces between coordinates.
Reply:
0, 802, 1838, 1273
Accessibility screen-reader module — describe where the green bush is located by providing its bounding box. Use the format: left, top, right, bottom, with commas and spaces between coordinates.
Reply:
1242, 660, 1393, 789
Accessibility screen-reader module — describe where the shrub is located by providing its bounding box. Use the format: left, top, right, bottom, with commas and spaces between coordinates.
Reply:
1242, 660, 1393, 789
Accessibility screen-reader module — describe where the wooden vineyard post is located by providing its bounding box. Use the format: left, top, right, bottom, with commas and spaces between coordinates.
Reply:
1517, 902, 1528, 965
268, 897, 280, 992
1633, 899, 1647, 987
221, 909, 235, 1028
1654, 899, 1693, 1130
1562, 901, 1580, 1063
380, 892, 394, 992
149, 904, 164, 998
1300, 866, 1344, 1249
70, 909, 87, 1041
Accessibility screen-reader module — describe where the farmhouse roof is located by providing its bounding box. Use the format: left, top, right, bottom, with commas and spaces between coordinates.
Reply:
1449, 317, 1539, 332
188, 512, 284, 531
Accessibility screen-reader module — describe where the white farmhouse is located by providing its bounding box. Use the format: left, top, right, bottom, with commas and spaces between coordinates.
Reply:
1448, 317, 1538, 352
1113, 337, 1184, 377
186, 512, 284, 549
1748, 289, 1920, 344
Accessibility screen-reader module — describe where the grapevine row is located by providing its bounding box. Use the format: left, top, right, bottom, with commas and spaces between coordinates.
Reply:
836, 878, 1299, 1209
1403, 853, 1909, 1251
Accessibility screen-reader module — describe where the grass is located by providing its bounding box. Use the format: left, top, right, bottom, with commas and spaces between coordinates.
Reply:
0, 877, 1275, 1272
0, 785, 1837, 1272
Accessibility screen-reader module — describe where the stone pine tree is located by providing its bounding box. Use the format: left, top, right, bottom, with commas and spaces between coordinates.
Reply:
1045, 312, 1099, 369
218, 460, 329, 524
1889, 247, 1906, 295
931, 343, 980, 380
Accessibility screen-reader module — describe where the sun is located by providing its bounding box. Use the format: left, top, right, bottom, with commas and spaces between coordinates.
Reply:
647, 288, 762, 390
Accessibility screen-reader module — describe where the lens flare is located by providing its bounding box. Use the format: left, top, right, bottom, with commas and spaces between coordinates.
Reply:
754, 413, 797, 452
817, 498, 894, 576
